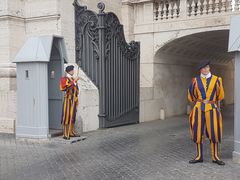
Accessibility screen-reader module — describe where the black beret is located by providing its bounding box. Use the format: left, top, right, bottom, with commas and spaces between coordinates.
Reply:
197, 60, 210, 70
65, 65, 74, 73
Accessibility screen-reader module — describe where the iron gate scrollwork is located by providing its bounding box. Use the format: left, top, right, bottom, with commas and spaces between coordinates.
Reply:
73, 1, 140, 128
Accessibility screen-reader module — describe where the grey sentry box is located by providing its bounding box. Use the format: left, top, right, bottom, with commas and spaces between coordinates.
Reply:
13, 35, 68, 138
228, 16, 240, 163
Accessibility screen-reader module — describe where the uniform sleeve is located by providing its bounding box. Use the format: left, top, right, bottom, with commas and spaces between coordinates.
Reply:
66, 78, 75, 88
188, 78, 197, 103
60, 77, 75, 91
216, 77, 224, 101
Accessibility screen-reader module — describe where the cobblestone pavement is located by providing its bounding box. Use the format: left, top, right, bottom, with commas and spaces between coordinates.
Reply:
0, 105, 239, 180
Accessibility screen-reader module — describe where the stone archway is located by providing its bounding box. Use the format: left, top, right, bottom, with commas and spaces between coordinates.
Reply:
153, 29, 234, 118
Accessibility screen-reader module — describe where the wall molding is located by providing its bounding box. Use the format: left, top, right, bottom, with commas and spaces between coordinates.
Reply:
0, 14, 60, 22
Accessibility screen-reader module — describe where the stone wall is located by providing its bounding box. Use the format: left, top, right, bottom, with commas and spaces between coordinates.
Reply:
213, 61, 235, 106
153, 63, 195, 118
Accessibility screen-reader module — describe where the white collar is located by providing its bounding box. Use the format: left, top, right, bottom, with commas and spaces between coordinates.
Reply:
201, 72, 211, 79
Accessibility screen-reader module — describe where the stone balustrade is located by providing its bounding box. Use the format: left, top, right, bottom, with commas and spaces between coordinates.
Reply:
154, 0, 240, 20
154, 0, 180, 20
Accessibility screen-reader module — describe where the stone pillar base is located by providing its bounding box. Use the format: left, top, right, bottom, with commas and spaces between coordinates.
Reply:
0, 118, 15, 133
0, 64, 17, 134
233, 151, 240, 164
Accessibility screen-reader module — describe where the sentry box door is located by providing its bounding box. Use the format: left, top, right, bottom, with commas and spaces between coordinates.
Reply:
48, 39, 64, 130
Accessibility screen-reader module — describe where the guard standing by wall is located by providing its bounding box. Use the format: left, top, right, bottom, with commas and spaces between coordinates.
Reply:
188, 61, 225, 165
60, 65, 80, 140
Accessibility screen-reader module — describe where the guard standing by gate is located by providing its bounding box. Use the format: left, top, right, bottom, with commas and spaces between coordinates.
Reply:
60, 65, 80, 140
188, 61, 225, 165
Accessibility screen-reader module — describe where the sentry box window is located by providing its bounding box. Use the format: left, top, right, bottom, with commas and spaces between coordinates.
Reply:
25, 70, 29, 79
50, 70, 55, 79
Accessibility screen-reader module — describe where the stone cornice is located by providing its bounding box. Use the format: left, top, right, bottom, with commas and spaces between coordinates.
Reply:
122, 0, 153, 5
134, 15, 232, 35
0, 15, 24, 21
25, 14, 61, 22
0, 14, 60, 22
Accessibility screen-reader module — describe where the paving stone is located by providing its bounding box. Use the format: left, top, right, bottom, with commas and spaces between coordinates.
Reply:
0, 105, 239, 180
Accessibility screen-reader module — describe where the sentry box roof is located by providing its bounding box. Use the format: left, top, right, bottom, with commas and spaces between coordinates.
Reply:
228, 16, 240, 52
13, 35, 68, 63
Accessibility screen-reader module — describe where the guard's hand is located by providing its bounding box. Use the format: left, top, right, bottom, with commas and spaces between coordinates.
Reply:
217, 101, 221, 111
74, 77, 80, 82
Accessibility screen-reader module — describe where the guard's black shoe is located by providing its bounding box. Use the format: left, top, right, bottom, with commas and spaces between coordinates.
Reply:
189, 159, 203, 164
63, 136, 70, 140
212, 159, 225, 166
70, 134, 81, 137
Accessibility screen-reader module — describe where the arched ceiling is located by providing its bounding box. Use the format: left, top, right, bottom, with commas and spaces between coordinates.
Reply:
156, 30, 234, 65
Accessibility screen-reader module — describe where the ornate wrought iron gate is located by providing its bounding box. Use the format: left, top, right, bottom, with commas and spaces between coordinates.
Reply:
73, 1, 140, 128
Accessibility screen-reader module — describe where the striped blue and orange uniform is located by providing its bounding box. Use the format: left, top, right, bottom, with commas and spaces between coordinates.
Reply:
188, 74, 224, 161
60, 77, 79, 137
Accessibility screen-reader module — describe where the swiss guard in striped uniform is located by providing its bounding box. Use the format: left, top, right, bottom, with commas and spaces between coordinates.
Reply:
60, 65, 80, 140
188, 61, 225, 165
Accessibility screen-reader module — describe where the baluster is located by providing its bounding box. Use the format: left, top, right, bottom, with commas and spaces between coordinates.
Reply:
174, 0, 178, 18
193, 0, 197, 15
228, 0, 233, 12
202, 0, 208, 14
154, 2, 159, 20
231, 0, 236, 11
221, 0, 226, 12
209, 0, 213, 13
170, 0, 175, 18
188, 0, 193, 16
213, 0, 217, 13
220, 0, 223, 12
176, 0, 180, 17
224, 0, 230, 11
237, 0, 240, 11
159, 1, 164, 20
170, 0, 173, 18
198, 0, 202, 14
215, 0, 220, 12
234, 0, 237, 11
194, 0, 200, 15
199, 0, 204, 14
165, 1, 170, 19
234, 0, 238, 11
219, 0, 224, 12
220, 0, 224, 12
162, 1, 167, 19
167, 1, 170, 19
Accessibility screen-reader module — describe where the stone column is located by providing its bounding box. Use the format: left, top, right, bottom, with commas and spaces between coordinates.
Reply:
228, 16, 240, 163
0, 0, 25, 133
122, 0, 135, 42
233, 52, 240, 163
130, 0, 155, 123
